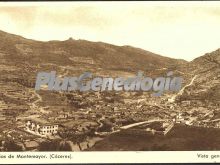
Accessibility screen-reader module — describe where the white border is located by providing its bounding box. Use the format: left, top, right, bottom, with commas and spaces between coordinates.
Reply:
0, 1, 220, 7
1, 1, 220, 164
0, 151, 220, 164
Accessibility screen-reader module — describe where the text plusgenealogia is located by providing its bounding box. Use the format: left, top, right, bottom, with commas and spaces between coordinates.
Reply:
35, 71, 183, 96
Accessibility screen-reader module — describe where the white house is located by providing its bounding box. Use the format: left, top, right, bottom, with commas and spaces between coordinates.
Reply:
26, 120, 59, 136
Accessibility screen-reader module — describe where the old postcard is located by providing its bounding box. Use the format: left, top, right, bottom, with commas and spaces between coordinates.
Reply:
0, 1, 220, 164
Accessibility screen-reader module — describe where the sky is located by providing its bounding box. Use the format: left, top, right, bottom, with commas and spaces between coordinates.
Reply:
0, 2, 220, 61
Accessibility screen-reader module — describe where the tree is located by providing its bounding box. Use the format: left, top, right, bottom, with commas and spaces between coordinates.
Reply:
3, 140, 23, 151
70, 134, 87, 151
39, 140, 72, 151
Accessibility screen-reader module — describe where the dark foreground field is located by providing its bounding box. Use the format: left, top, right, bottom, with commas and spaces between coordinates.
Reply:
89, 124, 220, 151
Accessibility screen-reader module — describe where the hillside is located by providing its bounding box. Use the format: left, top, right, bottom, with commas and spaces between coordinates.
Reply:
176, 49, 220, 105
89, 124, 220, 151
0, 30, 186, 79
0, 30, 219, 151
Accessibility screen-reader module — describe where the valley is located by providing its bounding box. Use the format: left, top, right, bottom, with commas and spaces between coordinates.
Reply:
0, 30, 219, 151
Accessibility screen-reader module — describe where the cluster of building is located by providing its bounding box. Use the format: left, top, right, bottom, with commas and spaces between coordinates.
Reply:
25, 119, 59, 137
172, 112, 220, 128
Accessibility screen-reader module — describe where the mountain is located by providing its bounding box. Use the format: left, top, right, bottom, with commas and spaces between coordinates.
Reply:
0, 30, 186, 81
0, 29, 219, 103
176, 49, 220, 105
0, 29, 189, 118
0, 30, 220, 151
1, 29, 219, 104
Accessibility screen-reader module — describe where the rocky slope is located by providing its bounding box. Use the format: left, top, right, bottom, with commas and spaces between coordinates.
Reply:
176, 49, 220, 105
0, 30, 186, 78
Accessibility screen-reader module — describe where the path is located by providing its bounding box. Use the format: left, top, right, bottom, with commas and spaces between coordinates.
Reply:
29, 89, 48, 114
120, 118, 165, 130
169, 75, 198, 103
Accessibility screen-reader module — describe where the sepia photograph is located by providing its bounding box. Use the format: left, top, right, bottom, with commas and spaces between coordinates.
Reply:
0, 1, 220, 163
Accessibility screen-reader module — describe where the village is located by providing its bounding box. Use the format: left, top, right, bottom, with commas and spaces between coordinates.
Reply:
0, 58, 219, 151
0, 80, 220, 151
